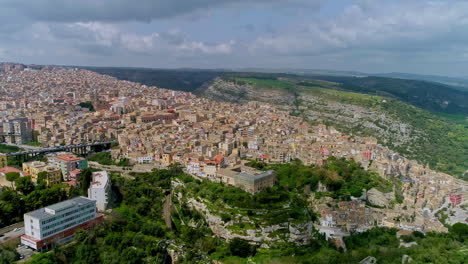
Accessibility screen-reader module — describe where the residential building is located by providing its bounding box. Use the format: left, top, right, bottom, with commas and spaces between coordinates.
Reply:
69, 169, 81, 182
162, 153, 173, 165
48, 153, 88, 181
234, 170, 276, 194
21, 196, 103, 251
0, 117, 32, 144
22, 161, 62, 185
88, 171, 111, 211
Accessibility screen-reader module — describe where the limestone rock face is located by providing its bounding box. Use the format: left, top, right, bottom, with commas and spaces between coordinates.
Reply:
186, 197, 314, 247
367, 188, 395, 207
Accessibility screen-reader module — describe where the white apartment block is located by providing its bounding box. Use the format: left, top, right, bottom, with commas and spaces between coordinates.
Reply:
21, 197, 102, 251
88, 171, 111, 211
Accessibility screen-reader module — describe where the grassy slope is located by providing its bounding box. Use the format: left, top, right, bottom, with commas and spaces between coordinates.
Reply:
224, 77, 468, 179
301, 75, 468, 115
0, 144, 22, 153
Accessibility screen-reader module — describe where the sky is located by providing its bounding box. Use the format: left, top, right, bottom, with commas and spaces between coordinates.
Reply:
0, 0, 468, 76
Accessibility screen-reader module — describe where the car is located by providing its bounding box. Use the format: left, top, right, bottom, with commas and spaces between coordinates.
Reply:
13, 228, 22, 232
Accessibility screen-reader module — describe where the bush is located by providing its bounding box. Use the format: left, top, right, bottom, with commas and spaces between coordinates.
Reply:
229, 238, 256, 258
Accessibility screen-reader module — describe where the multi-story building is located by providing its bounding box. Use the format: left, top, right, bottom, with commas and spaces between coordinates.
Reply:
0, 117, 32, 144
48, 153, 88, 181
234, 170, 276, 194
88, 171, 111, 211
21, 196, 103, 251
22, 161, 62, 185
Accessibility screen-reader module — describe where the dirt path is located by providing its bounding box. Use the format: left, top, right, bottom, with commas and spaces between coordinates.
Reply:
163, 192, 172, 229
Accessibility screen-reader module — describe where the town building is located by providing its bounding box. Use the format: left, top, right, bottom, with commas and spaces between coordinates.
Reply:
22, 161, 62, 185
0, 117, 32, 144
234, 170, 276, 194
21, 196, 103, 251
48, 153, 88, 181
88, 171, 111, 211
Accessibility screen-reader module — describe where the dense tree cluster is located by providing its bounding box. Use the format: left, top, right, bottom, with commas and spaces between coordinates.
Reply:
88, 152, 129, 167
0, 180, 68, 228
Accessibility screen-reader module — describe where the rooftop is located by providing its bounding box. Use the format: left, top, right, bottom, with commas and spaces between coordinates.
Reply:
0, 166, 22, 174
90, 171, 109, 189
56, 154, 82, 162
26, 196, 95, 219
237, 170, 275, 181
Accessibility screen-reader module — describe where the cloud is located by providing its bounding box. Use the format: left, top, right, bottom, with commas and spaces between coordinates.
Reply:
177, 41, 234, 55
43, 22, 235, 57
250, 0, 468, 57
1, 0, 468, 75
1, 0, 321, 23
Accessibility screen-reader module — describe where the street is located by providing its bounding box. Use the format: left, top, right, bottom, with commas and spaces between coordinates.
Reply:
0, 226, 24, 244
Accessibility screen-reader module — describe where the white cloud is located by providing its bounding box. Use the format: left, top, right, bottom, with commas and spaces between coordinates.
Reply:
1, 0, 468, 75
250, 0, 468, 56
71, 22, 120, 47
177, 41, 234, 55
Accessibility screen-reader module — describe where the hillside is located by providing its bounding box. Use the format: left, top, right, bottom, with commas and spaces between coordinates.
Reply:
374, 72, 468, 92
201, 76, 468, 179
300, 75, 468, 115
79, 67, 226, 92
83, 66, 468, 116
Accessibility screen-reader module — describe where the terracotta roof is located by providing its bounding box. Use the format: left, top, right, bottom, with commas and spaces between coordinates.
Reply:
56, 154, 82, 162
0, 167, 22, 174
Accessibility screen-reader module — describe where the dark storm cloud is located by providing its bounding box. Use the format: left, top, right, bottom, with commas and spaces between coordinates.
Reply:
2, 0, 321, 23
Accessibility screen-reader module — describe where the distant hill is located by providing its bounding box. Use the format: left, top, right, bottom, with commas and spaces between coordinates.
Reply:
77, 66, 226, 92
300, 75, 468, 115
81, 66, 468, 116
373, 72, 468, 92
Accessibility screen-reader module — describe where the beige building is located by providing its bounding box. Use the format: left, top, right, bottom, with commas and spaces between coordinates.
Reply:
162, 153, 173, 165
234, 170, 276, 194
22, 161, 62, 185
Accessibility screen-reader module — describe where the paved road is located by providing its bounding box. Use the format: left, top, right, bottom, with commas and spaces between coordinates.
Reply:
16, 245, 36, 262
163, 192, 172, 229
0, 226, 24, 244
0, 222, 24, 235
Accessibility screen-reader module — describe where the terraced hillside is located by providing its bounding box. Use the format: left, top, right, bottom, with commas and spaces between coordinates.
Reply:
201, 76, 468, 179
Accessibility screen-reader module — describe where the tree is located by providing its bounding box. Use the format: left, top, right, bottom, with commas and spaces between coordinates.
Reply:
79, 168, 93, 195
37, 171, 49, 185
28, 253, 60, 264
229, 238, 255, 258
5, 172, 20, 187
15, 176, 35, 195
78, 101, 95, 112
168, 163, 183, 176
451, 223, 468, 241
0, 248, 19, 264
